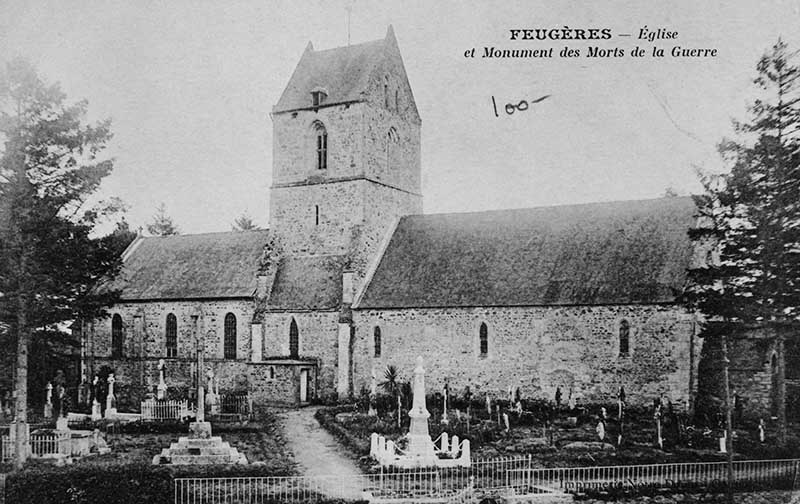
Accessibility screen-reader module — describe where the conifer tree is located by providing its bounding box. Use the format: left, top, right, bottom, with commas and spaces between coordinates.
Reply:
684, 40, 800, 445
146, 202, 180, 236
0, 59, 124, 469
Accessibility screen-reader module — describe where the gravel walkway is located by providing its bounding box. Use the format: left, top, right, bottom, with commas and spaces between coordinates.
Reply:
277, 406, 365, 499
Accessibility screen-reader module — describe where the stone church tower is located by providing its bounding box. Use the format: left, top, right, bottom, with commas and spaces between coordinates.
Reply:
269, 25, 422, 284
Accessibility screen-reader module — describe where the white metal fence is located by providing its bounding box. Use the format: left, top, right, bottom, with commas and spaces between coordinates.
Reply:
174, 456, 558, 504
512, 458, 800, 494
0, 431, 71, 461
174, 457, 800, 504
141, 399, 193, 421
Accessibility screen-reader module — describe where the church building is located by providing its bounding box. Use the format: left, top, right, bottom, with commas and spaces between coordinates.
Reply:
82, 27, 702, 411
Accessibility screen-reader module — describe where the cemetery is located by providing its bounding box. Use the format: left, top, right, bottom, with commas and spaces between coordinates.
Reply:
316, 360, 800, 473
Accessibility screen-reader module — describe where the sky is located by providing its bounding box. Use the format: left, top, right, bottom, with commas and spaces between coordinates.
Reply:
2, 0, 799, 234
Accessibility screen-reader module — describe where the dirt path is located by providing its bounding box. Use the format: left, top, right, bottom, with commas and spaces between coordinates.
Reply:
277, 406, 365, 499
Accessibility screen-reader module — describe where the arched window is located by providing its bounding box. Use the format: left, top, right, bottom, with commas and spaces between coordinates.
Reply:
386, 127, 399, 170
395, 89, 399, 110
619, 320, 630, 356
111, 314, 124, 358
374, 326, 382, 358
289, 318, 299, 358
315, 205, 320, 226
224, 313, 237, 359
313, 121, 327, 170
479, 322, 488, 357
165, 313, 177, 358
384, 76, 389, 108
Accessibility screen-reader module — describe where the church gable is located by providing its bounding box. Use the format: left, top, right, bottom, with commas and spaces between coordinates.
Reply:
273, 38, 384, 114
272, 26, 419, 125
356, 196, 698, 309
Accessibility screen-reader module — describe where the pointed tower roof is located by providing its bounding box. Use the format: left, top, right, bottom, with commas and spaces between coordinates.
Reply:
273, 27, 396, 113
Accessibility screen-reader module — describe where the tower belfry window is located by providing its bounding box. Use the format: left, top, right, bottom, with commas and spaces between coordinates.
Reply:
384, 76, 389, 108
314, 122, 328, 170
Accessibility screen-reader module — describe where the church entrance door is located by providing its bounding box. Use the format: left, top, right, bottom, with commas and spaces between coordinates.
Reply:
300, 368, 309, 403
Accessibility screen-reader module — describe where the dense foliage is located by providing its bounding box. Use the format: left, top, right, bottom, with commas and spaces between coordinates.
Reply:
683, 40, 800, 323
0, 58, 130, 467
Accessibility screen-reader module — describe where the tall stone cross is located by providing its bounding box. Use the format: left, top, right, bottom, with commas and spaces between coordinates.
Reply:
194, 316, 205, 423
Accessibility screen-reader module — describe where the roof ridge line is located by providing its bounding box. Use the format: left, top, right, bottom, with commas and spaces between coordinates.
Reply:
410, 195, 695, 219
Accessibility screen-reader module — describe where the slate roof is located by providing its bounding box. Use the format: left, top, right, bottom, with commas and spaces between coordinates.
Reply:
266, 255, 347, 311
356, 197, 697, 309
273, 38, 385, 113
105, 230, 270, 301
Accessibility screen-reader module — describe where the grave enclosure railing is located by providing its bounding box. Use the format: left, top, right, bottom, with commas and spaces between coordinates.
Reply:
174, 456, 550, 504
140, 399, 193, 421
0, 431, 71, 462
174, 457, 800, 504
511, 458, 800, 494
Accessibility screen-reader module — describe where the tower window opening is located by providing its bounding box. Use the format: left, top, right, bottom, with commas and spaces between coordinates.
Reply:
311, 90, 326, 107
315, 205, 320, 225
314, 122, 327, 170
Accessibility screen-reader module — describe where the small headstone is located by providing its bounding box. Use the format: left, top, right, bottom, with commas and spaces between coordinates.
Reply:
502, 412, 509, 432
44, 382, 53, 419
596, 419, 605, 441
157, 359, 167, 400
758, 418, 765, 443
105, 373, 117, 418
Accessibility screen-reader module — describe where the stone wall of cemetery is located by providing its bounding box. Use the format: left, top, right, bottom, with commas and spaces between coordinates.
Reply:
352, 304, 701, 406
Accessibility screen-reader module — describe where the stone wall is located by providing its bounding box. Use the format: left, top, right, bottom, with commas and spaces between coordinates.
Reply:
248, 361, 317, 407
697, 324, 800, 422
86, 299, 254, 408
260, 311, 340, 400
269, 178, 421, 279
352, 304, 700, 406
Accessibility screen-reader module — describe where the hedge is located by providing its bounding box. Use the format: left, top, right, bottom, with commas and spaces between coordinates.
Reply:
4, 460, 297, 504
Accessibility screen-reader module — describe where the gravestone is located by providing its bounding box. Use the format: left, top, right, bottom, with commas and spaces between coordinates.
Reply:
157, 359, 167, 400
105, 374, 117, 418
91, 376, 102, 421
43, 383, 53, 419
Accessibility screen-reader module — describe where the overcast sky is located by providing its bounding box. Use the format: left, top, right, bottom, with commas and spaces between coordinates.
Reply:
2, 0, 799, 234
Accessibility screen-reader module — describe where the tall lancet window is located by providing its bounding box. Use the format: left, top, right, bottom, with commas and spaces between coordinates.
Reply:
479, 322, 488, 358
111, 314, 124, 358
619, 319, 630, 357
289, 318, 299, 358
165, 313, 177, 358
374, 326, 382, 358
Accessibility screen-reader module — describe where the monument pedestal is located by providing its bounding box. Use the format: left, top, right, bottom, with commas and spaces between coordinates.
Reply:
91, 400, 102, 421
153, 435, 248, 465
189, 421, 212, 439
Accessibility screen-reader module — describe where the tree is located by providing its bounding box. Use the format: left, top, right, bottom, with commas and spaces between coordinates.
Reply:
684, 40, 800, 458
232, 211, 260, 231
0, 58, 124, 469
146, 202, 179, 236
